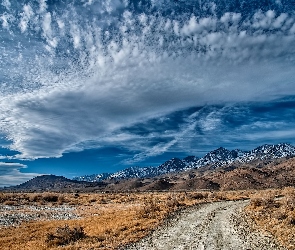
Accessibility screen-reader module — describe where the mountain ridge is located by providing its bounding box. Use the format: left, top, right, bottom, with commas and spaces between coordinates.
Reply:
74, 143, 295, 182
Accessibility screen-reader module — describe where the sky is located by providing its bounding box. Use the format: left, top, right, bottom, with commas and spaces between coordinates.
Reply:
0, 0, 295, 186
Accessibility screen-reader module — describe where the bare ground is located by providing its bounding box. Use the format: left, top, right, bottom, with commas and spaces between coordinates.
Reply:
125, 200, 286, 250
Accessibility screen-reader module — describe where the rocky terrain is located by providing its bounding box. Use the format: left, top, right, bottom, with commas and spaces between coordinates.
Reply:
0, 204, 79, 228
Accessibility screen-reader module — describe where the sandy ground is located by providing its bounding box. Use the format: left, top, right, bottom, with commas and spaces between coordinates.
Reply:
125, 200, 286, 250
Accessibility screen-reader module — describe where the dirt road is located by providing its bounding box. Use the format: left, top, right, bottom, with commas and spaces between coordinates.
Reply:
125, 200, 286, 250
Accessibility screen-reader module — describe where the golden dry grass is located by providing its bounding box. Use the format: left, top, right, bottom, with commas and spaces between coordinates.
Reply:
246, 187, 295, 250
0, 190, 251, 250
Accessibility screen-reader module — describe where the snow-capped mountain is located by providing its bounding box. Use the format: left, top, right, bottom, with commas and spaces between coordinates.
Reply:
73, 143, 295, 182
238, 143, 295, 162
75, 173, 111, 182
190, 143, 295, 169
191, 147, 247, 169
74, 157, 199, 182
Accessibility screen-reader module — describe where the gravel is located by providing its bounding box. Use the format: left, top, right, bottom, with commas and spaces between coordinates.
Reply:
0, 205, 79, 227
125, 200, 286, 250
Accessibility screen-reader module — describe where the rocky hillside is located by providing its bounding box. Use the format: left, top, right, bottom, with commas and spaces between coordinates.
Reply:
6, 175, 106, 192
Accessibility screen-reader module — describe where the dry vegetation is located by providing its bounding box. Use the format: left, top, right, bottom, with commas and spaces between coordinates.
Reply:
0, 190, 251, 250
246, 187, 295, 250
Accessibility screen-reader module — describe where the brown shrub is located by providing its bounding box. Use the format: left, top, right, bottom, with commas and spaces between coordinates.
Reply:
250, 197, 263, 208
3, 200, 18, 206
165, 197, 180, 208
250, 193, 278, 209
29, 194, 42, 202
42, 193, 59, 202
273, 210, 288, 220
0, 193, 8, 203
138, 198, 162, 219
208, 192, 227, 201
247, 188, 295, 250
189, 192, 207, 200
45, 224, 86, 246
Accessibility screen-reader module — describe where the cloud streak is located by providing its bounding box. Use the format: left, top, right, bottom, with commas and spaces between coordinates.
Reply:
0, 162, 40, 187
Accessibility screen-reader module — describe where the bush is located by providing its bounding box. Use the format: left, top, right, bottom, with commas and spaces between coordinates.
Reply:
43, 193, 59, 202
286, 215, 295, 225
189, 192, 206, 200
250, 197, 263, 207
138, 198, 162, 219
46, 225, 86, 246
250, 194, 278, 209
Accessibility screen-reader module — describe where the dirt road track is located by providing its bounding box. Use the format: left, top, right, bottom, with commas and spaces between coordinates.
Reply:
125, 200, 286, 250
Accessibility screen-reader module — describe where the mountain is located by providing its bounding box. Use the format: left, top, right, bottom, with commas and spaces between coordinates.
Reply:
76, 173, 112, 182
100, 156, 295, 192
191, 143, 295, 169
191, 147, 246, 169
6, 144, 295, 192
109, 157, 198, 179
7, 175, 106, 192
237, 143, 295, 162
74, 157, 199, 182
73, 143, 295, 182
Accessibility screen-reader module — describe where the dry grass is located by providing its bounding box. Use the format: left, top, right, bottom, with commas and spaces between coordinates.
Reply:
246, 187, 295, 250
0, 190, 251, 250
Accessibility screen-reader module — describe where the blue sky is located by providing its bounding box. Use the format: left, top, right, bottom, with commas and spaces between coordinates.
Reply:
0, 0, 295, 186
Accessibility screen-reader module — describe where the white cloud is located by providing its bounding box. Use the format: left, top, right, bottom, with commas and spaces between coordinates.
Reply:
1, 0, 11, 10
252, 10, 275, 29
0, 13, 13, 29
41, 12, 58, 48
289, 23, 295, 34
0, 162, 41, 187
70, 23, 81, 49
0, 3, 295, 162
19, 4, 34, 33
272, 13, 288, 29
38, 0, 47, 13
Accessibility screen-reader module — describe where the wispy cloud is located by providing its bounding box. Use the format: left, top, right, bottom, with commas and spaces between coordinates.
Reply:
0, 162, 41, 187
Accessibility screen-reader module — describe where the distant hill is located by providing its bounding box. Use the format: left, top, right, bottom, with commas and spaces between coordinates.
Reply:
6, 175, 106, 192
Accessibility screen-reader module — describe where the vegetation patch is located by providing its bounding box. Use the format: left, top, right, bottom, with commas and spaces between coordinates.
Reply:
246, 187, 295, 250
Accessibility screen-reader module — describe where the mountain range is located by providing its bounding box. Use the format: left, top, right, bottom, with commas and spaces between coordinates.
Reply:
73, 143, 295, 182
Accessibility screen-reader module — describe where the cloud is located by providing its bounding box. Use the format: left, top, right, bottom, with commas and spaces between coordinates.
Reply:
19, 4, 34, 33
0, 1, 294, 164
0, 162, 41, 187
1, 0, 11, 10
112, 99, 295, 162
